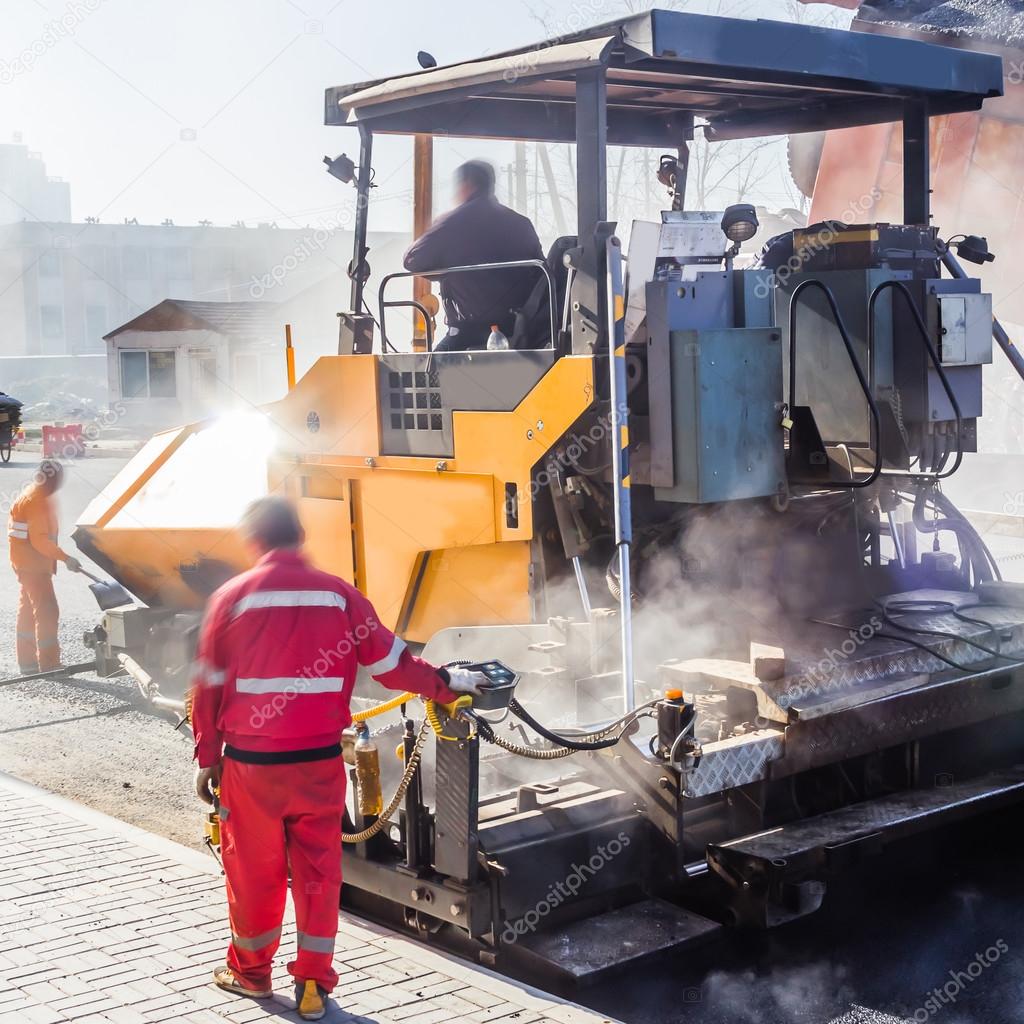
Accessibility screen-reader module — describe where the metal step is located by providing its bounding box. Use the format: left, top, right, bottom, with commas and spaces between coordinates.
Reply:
511, 898, 721, 985
707, 766, 1024, 926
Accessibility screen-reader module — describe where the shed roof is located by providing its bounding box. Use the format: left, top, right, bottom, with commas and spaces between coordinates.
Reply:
325, 8, 1004, 145
104, 299, 283, 342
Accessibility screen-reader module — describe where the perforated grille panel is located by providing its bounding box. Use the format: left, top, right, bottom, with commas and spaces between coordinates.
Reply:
387, 370, 443, 433
377, 349, 556, 458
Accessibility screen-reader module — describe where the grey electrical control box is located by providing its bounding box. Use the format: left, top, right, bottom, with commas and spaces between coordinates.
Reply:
930, 292, 993, 366
654, 327, 786, 504
893, 278, 987, 427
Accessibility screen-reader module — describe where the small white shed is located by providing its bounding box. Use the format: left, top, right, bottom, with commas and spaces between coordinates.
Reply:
104, 299, 287, 429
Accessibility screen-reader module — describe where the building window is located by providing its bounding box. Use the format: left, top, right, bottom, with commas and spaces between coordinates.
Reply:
166, 246, 191, 280
232, 352, 258, 399
79, 246, 107, 277
85, 305, 107, 346
195, 354, 219, 401
38, 250, 62, 278
40, 305, 64, 339
120, 350, 177, 399
122, 246, 149, 281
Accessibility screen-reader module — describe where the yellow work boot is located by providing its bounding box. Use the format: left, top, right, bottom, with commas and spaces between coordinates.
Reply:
295, 979, 327, 1020
212, 965, 272, 998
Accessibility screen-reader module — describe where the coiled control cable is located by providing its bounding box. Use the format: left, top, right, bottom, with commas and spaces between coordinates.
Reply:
339, 676, 658, 840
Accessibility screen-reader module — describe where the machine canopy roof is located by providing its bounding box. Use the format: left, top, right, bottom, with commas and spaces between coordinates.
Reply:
325, 9, 1004, 145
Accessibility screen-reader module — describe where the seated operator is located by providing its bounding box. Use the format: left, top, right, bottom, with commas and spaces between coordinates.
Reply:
403, 159, 543, 352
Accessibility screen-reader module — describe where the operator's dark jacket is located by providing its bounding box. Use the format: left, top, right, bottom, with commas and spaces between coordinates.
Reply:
403, 194, 543, 338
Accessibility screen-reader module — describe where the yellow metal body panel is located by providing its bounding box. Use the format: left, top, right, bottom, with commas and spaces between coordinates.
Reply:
79, 527, 251, 609
75, 354, 595, 641
75, 412, 279, 608
299, 489, 356, 583
403, 543, 533, 641
272, 355, 381, 457
83, 428, 186, 529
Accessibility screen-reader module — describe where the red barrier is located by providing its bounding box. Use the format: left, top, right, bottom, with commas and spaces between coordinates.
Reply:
42, 424, 85, 459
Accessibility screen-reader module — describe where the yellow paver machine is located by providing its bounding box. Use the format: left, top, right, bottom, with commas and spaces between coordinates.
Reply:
74, 9, 1024, 983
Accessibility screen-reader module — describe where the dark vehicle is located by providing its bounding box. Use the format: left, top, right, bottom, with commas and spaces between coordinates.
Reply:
0, 391, 23, 463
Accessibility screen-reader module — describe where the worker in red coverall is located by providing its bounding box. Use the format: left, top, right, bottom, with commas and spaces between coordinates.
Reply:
190, 496, 487, 1021
8, 460, 82, 673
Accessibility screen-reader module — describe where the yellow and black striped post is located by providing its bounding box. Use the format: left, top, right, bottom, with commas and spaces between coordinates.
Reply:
605, 236, 634, 712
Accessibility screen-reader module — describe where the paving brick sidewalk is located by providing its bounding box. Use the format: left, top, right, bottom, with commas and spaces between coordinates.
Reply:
0, 773, 618, 1024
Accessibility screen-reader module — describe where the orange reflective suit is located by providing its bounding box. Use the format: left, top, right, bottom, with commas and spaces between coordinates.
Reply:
8, 482, 70, 671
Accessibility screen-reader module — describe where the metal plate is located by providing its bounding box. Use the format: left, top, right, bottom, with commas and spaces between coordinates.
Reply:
513, 898, 721, 983
669, 597, 1024, 724
653, 326, 786, 504
684, 730, 785, 798
779, 664, 1024, 775
710, 765, 1024, 871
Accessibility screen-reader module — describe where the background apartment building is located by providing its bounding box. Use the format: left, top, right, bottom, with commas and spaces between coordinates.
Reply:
0, 140, 407, 369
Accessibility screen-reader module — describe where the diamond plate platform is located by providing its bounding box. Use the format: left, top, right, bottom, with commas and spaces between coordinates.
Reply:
662, 591, 1024, 724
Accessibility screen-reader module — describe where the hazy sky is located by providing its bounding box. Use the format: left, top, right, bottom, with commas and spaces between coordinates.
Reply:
4, 0, 847, 232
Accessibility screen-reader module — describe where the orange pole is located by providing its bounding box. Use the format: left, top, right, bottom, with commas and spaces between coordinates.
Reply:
412, 134, 434, 352
285, 323, 296, 390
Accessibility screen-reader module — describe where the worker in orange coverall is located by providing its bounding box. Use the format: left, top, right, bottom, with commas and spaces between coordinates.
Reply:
190, 495, 487, 1020
7, 459, 81, 673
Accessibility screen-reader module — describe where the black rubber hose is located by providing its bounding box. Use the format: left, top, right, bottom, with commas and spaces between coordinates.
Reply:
449, 664, 628, 751
953, 608, 1006, 653
878, 599, 1020, 664
911, 487, 1000, 585
912, 487, 956, 535
465, 711, 496, 743
508, 698, 622, 751
809, 615, 973, 672
930, 488, 1002, 583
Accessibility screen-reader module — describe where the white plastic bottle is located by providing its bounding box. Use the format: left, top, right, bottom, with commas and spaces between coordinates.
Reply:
486, 324, 509, 350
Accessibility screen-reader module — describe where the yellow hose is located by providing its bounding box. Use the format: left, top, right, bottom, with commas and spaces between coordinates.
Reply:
425, 699, 459, 741
351, 691, 416, 722
349, 691, 463, 737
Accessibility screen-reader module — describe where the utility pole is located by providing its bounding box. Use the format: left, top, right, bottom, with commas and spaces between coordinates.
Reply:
538, 144, 568, 236
412, 134, 434, 352
514, 141, 528, 216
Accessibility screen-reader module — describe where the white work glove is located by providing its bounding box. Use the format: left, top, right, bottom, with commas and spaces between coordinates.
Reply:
64, 556, 82, 573
194, 764, 223, 806
446, 667, 490, 696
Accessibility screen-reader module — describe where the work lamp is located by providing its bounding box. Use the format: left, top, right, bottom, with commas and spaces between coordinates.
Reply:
721, 203, 759, 244
955, 235, 994, 265
324, 153, 356, 184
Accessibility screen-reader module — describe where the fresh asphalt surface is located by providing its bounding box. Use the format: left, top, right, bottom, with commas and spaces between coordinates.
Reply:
580, 813, 1024, 1023
1, 449, 1023, 1024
